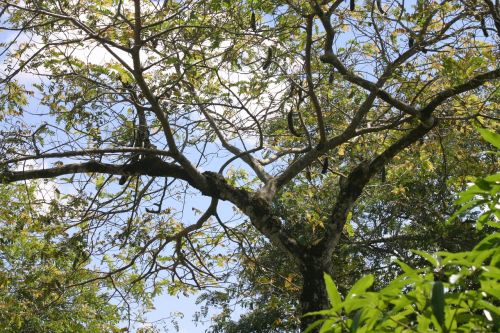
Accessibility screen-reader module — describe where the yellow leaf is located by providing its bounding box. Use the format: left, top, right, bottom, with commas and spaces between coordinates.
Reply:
391, 186, 406, 195
424, 160, 435, 171
284, 275, 293, 289
338, 146, 345, 156
344, 220, 354, 237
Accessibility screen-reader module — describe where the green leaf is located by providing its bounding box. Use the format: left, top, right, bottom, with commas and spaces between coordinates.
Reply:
393, 260, 418, 278
319, 319, 337, 333
477, 127, 500, 149
304, 319, 326, 333
352, 275, 374, 294
346, 275, 374, 303
109, 63, 134, 84
477, 299, 500, 315
350, 309, 363, 333
412, 250, 440, 267
485, 173, 500, 182
474, 233, 500, 251
304, 309, 336, 317
480, 279, 500, 301
477, 211, 493, 230
475, 178, 492, 191
324, 273, 342, 311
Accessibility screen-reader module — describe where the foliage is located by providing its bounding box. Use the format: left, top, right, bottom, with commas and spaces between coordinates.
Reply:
307, 128, 499, 333
200, 235, 302, 332
448, 127, 500, 230
0, 183, 123, 332
308, 236, 499, 333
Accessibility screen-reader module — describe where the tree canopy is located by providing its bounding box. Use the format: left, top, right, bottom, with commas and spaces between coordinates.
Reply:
0, 0, 499, 331
0, 183, 123, 332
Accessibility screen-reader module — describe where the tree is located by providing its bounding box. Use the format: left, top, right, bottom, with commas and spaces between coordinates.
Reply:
0, 0, 499, 331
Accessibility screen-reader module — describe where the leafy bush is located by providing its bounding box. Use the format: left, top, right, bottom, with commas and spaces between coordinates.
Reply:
307, 128, 499, 333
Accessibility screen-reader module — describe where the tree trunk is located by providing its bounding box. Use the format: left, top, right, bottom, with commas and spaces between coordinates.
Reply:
299, 259, 332, 332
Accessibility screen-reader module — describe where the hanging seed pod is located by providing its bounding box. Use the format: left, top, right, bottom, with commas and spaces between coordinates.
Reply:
119, 175, 128, 185
480, 18, 489, 37
250, 11, 257, 31
262, 47, 272, 70
408, 37, 414, 48
350, 0, 355, 11
287, 110, 301, 137
328, 68, 335, 84
321, 157, 329, 174
306, 167, 312, 181
376, 0, 384, 14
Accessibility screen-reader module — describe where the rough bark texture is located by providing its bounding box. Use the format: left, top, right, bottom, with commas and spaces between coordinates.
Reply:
299, 257, 333, 332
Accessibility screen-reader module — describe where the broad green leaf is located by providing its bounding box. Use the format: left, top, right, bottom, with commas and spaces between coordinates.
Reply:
304, 319, 326, 333
319, 319, 337, 333
350, 309, 362, 333
474, 233, 500, 251
485, 173, 500, 182
480, 279, 500, 300
324, 273, 342, 311
477, 127, 500, 149
304, 309, 336, 317
475, 178, 492, 191
477, 299, 500, 315
349, 275, 374, 297
412, 250, 440, 267
393, 260, 419, 279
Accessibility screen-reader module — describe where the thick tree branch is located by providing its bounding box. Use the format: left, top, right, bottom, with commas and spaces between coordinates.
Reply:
0, 148, 173, 166
421, 67, 500, 118
310, 68, 500, 259
305, 15, 327, 146
313, 121, 437, 257
128, 3, 208, 191
1, 157, 191, 184
201, 172, 305, 259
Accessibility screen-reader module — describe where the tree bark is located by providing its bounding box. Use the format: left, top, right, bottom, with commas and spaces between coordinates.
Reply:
299, 257, 332, 332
